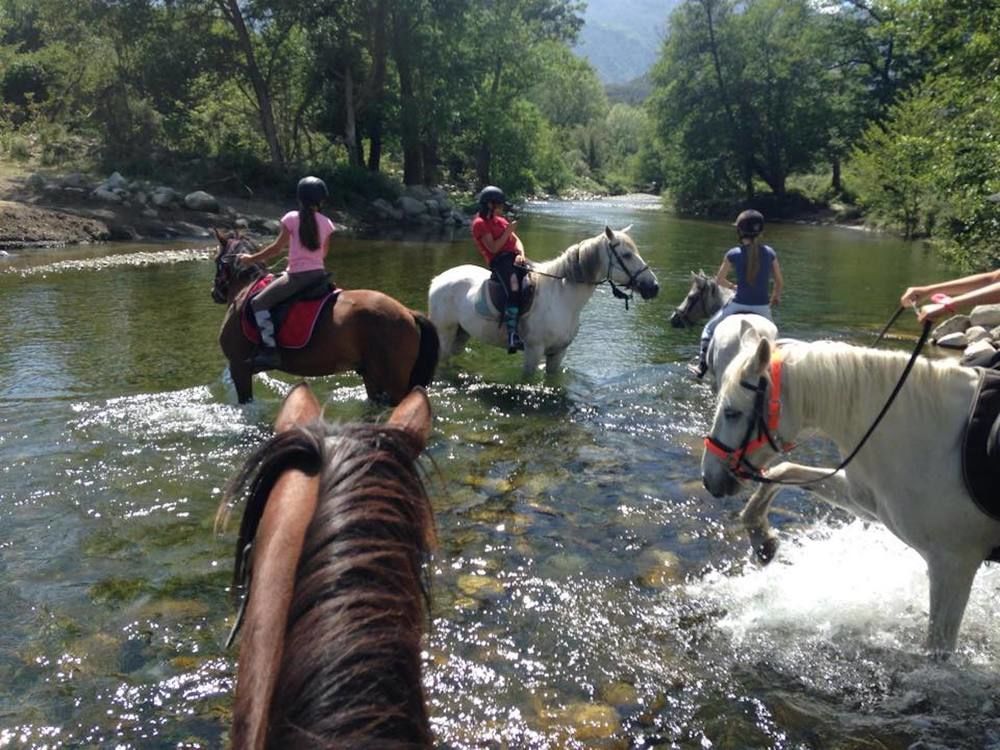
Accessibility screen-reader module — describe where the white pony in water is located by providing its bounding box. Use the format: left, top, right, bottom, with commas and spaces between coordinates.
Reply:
702, 322, 1000, 656
669, 270, 776, 390
428, 226, 659, 377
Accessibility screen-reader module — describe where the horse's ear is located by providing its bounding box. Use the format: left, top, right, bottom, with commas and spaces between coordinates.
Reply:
274, 383, 323, 434
619, 224, 633, 234
604, 225, 614, 240
753, 336, 772, 375
388, 386, 433, 453
739, 318, 760, 347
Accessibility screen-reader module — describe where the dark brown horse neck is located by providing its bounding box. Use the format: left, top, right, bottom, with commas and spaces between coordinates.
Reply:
222, 389, 436, 750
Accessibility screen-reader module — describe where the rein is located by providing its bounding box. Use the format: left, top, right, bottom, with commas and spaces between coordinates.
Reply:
706, 320, 933, 485
675, 279, 722, 326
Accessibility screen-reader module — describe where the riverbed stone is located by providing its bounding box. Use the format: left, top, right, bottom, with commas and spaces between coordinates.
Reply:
961, 338, 996, 364
456, 573, 505, 599
931, 315, 971, 341
92, 187, 123, 203
936, 331, 969, 349
638, 549, 683, 588
540, 702, 621, 741
965, 325, 990, 343
151, 187, 180, 208
970, 304, 1000, 328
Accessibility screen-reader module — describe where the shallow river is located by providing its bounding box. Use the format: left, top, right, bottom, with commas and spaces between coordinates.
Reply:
1, 196, 998, 749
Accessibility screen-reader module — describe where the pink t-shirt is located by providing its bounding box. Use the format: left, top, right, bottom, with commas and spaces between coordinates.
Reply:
282, 210, 336, 273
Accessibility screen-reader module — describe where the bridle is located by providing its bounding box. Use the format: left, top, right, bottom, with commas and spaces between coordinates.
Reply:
602, 237, 650, 310
674, 279, 717, 327
704, 349, 794, 480
212, 236, 263, 303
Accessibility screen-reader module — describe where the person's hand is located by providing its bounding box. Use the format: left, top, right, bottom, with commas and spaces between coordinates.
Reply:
514, 254, 526, 267
507, 219, 518, 233
917, 302, 945, 324
236, 253, 253, 267
770, 294, 781, 307
900, 286, 925, 307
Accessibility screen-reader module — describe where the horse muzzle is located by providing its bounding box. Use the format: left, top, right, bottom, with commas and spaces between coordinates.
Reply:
211, 286, 226, 304
669, 310, 690, 328
702, 465, 742, 498
637, 279, 659, 300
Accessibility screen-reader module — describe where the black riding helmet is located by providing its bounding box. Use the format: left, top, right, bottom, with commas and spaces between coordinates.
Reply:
734, 209, 765, 238
477, 185, 513, 212
297, 176, 328, 208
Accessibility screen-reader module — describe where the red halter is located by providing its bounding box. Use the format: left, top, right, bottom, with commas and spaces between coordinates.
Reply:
704, 351, 794, 479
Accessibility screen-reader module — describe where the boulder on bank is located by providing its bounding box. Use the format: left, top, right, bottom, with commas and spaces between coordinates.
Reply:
183, 190, 219, 213
933, 304, 1000, 365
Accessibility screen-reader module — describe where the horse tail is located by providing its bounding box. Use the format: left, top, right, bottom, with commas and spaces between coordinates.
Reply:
408, 311, 440, 389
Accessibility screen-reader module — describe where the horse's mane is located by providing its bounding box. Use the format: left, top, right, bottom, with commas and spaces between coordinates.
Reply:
221, 420, 436, 749
536, 230, 636, 284
782, 340, 966, 436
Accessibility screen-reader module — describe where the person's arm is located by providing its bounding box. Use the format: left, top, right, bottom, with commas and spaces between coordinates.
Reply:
901, 268, 1000, 307
238, 225, 290, 265
715, 258, 735, 290
919, 278, 1000, 323
770, 259, 784, 306
513, 234, 527, 265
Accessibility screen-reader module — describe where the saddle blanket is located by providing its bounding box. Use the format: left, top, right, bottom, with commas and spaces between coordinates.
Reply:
962, 368, 1000, 522
239, 275, 339, 349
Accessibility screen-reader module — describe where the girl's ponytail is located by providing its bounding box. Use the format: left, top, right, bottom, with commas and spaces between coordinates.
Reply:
299, 203, 320, 251
745, 236, 762, 283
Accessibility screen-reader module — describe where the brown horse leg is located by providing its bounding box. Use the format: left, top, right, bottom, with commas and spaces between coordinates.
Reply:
230, 362, 254, 403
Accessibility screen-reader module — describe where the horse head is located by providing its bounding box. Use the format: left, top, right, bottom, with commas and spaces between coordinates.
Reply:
602, 225, 659, 300
222, 382, 436, 749
211, 227, 263, 305
670, 270, 721, 328
701, 320, 776, 497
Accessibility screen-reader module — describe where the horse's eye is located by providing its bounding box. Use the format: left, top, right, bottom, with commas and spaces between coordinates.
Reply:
723, 408, 742, 421
622, 252, 633, 259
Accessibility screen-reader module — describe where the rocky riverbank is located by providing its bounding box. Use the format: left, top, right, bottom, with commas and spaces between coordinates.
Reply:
0, 168, 471, 251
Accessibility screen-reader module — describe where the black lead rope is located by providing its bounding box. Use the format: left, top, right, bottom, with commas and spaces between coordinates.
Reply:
749, 319, 933, 487
872, 302, 919, 347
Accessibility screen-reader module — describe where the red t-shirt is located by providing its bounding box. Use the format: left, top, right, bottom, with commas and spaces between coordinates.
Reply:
471, 215, 517, 264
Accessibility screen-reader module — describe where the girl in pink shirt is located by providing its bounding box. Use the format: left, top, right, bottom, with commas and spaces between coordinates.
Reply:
237, 176, 336, 369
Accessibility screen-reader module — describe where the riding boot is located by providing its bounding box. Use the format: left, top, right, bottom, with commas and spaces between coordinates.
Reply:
504, 305, 524, 353
250, 309, 281, 371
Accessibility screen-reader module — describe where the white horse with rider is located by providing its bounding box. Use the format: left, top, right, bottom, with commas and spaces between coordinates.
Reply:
670, 269, 777, 391
428, 225, 659, 377
702, 322, 1000, 656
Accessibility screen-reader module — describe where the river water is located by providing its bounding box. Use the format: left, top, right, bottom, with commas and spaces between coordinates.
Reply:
1, 196, 998, 749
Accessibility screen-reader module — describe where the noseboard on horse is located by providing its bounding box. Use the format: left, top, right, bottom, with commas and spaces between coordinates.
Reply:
701, 326, 1000, 656
428, 225, 660, 377
211, 229, 439, 404
217, 382, 436, 749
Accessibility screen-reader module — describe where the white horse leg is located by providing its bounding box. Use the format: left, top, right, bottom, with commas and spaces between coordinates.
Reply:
925, 553, 980, 658
544, 346, 568, 376
435, 323, 459, 360
521, 345, 544, 378
742, 462, 860, 564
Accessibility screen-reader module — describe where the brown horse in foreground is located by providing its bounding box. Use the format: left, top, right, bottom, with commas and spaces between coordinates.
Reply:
211, 230, 439, 404
217, 382, 436, 749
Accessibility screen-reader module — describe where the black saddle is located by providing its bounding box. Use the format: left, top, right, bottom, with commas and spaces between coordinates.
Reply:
962, 368, 1000, 524
486, 274, 536, 316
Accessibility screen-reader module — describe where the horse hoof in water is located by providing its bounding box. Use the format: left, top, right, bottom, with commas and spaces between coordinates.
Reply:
751, 534, 778, 565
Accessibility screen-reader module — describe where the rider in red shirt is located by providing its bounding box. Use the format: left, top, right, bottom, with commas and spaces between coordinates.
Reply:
471, 186, 527, 352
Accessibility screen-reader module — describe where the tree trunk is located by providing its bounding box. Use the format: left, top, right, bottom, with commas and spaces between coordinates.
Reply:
218, 0, 285, 173
365, 0, 389, 172
392, 13, 422, 185
344, 66, 364, 168
831, 157, 842, 193
476, 144, 491, 188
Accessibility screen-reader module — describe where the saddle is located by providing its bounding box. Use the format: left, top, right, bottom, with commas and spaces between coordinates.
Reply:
473, 273, 537, 322
961, 368, 1000, 524
238, 274, 339, 349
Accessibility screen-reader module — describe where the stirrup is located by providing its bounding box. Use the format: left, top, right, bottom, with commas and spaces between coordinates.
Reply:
507, 331, 525, 354
687, 359, 707, 379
